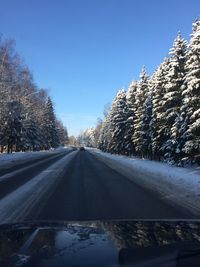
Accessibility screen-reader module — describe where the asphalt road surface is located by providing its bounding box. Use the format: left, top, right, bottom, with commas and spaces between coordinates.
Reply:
26, 149, 195, 221
0, 150, 72, 200
0, 149, 196, 223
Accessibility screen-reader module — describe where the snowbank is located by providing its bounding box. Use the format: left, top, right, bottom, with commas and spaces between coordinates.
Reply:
0, 147, 72, 169
89, 149, 200, 215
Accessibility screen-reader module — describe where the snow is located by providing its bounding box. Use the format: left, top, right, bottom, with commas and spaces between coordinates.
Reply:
0, 150, 77, 224
0, 147, 71, 170
89, 149, 200, 215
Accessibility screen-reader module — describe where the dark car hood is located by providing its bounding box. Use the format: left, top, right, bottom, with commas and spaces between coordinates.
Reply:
1, 220, 200, 267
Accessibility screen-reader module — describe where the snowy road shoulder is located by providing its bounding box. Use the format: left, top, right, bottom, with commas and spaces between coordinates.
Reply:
89, 149, 200, 215
0, 147, 73, 170
0, 150, 78, 224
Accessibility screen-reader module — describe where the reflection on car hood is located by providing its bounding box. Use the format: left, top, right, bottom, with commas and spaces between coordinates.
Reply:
1, 220, 200, 267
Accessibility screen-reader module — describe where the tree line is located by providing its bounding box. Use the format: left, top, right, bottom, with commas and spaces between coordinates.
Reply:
0, 38, 68, 153
82, 20, 200, 166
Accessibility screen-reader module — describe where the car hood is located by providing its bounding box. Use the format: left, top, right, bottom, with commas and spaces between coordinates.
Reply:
1, 220, 200, 267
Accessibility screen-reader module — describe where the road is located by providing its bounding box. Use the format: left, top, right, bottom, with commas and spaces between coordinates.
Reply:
0, 149, 196, 223
0, 150, 72, 199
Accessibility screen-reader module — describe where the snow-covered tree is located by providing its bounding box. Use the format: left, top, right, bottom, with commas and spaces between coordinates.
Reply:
97, 19, 200, 167
0, 37, 67, 153
161, 32, 188, 164
77, 128, 96, 147
107, 89, 127, 154
93, 118, 103, 147
56, 120, 69, 146
151, 59, 170, 160
2, 101, 22, 153
132, 67, 149, 157
0, 40, 22, 153
68, 135, 78, 146
123, 81, 137, 155
98, 114, 112, 152
98, 104, 112, 151
142, 83, 153, 158
42, 97, 60, 149
182, 20, 200, 163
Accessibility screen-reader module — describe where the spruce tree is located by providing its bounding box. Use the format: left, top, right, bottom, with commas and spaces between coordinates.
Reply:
151, 59, 170, 160
43, 97, 59, 149
98, 114, 112, 152
161, 32, 188, 164
124, 81, 138, 155
108, 90, 127, 154
142, 83, 153, 158
132, 67, 149, 158
182, 20, 200, 163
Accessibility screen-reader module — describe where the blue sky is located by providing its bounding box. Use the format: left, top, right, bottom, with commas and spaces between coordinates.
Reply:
0, 0, 199, 136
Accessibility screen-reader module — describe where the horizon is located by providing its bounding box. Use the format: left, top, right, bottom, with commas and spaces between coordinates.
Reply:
0, 0, 199, 136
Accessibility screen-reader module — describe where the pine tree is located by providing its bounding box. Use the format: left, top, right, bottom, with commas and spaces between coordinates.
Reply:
43, 97, 59, 149
56, 120, 69, 146
151, 59, 170, 160
124, 81, 138, 156
93, 118, 103, 148
142, 83, 153, 158
161, 32, 188, 164
132, 67, 149, 157
98, 114, 112, 152
108, 90, 127, 154
97, 19, 200, 167
98, 105, 112, 152
182, 20, 200, 163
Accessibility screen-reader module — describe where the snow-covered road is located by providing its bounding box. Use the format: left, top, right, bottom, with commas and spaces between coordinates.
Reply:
0, 148, 198, 224
0, 150, 77, 223
89, 149, 200, 215
0, 147, 70, 171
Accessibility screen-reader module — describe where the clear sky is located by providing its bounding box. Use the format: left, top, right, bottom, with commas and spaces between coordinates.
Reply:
0, 0, 199, 136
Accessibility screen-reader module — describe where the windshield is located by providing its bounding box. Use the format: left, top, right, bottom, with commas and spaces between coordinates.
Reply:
0, 0, 200, 225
